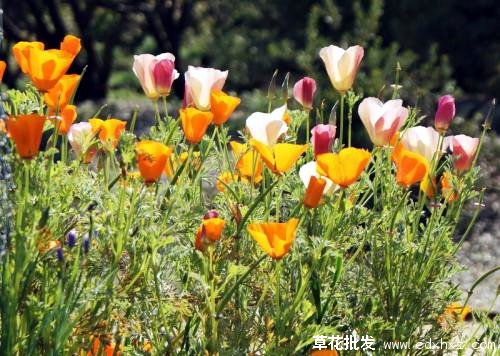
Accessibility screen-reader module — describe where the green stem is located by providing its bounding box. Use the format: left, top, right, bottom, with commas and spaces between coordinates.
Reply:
339, 94, 345, 148
162, 96, 169, 119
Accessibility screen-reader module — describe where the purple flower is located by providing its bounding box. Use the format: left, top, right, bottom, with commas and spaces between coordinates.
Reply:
56, 247, 64, 262
83, 234, 90, 254
67, 230, 76, 248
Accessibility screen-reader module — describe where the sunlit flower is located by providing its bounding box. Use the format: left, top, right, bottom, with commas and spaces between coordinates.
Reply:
51, 104, 77, 135
400, 126, 444, 163
230, 141, 263, 183
310, 350, 338, 356
195, 217, 225, 251
67, 122, 96, 163
12, 35, 81, 91
311, 124, 336, 156
210, 90, 241, 125
434, 95, 455, 132
293, 77, 316, 110
180, 107, 213, 144
358, 98, 408, 146
246, 104, 288, 146
316, 148, 371, 188
184, 66, 228, 110
133, 53, 179, 99
6, 114, 46, 159
391, 143, 429, 187
87, 336, 122, 356
89, 118, 126, 149
319, 44, 364, 93
44, 74, 80, 114
303, 176, 327, 208
441, 171, 459, 202
437, 302, 471, 329
135, 140, 172, 183
247, 218, 299, 259
299, 161, 336, 201
216, 171, 236, 192
0, 60, 6, 82
250, 139, 307, 175
446, 134, 479, 173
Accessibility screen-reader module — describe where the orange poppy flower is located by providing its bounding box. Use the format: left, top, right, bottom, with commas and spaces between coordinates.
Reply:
310, 350, 338, 356
135, 140, 172, 183
316, 147, 371, 188
437, 302, 471, 329
6, 114, 46, 159
230, 141, 263, 183
304, 176, 327, 208
216, 171, 236, 192
441, 171, 459, 202
391, 143, 429, 188
44, 74, 80, 113
250, 139, 307, 175
210, 90, 241, 125
12, 41, 44, 74
0, 60, 6, 82
195, 217, 225, 250
13, 35, 81, 92
51, 104, 77, 135
89, 118, 126, 148
87, 337, 122, 356
247, 218, 299, 259
180, 107, 213, 144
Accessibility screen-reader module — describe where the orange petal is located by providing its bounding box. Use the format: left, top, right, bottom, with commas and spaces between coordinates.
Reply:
26, 47, 74, 91
317, 148, 371, 188
202, 218, 225, 242
304, 176, 327, 208
0, 61, 6, 82
135, 140, 172, 183
12, 41, 44, 74
210, 90, 241, 125
230, 141, 263, 182
44, 74, 81, 112
247, 218, 298, 259
250, 139, 307, 175
391, 144, 429, 187
60, 35, 81, 56
55, 104, 77, 135
6, 114, 46, 159
180, 108, 213, 144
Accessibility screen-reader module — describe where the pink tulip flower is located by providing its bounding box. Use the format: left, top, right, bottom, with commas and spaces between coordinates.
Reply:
311, 124, 336, 156
133, 53, 179, 99
358, 98, 408, 146
434, 95, 456, 132
293, 77, 316, 110
447, 134, 479, 173
319, 45, 364, 94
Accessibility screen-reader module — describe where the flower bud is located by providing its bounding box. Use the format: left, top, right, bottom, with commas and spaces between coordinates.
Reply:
311, 124, 336, 156
56, 247, 64, 262
203, 209, 219, 220
67, 229, 76, 248
434, 95, 455, 132
293, 77, 316, 110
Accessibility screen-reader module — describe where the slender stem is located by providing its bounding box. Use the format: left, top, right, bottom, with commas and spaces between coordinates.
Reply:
306, 109, 311, 143
274, 260, 282, 348
339, 94, 345, 148
162, 96, 169, 119
153, 100, 161, 125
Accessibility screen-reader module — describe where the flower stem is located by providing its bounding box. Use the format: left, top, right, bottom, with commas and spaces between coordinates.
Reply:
339, 93, 345, 148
